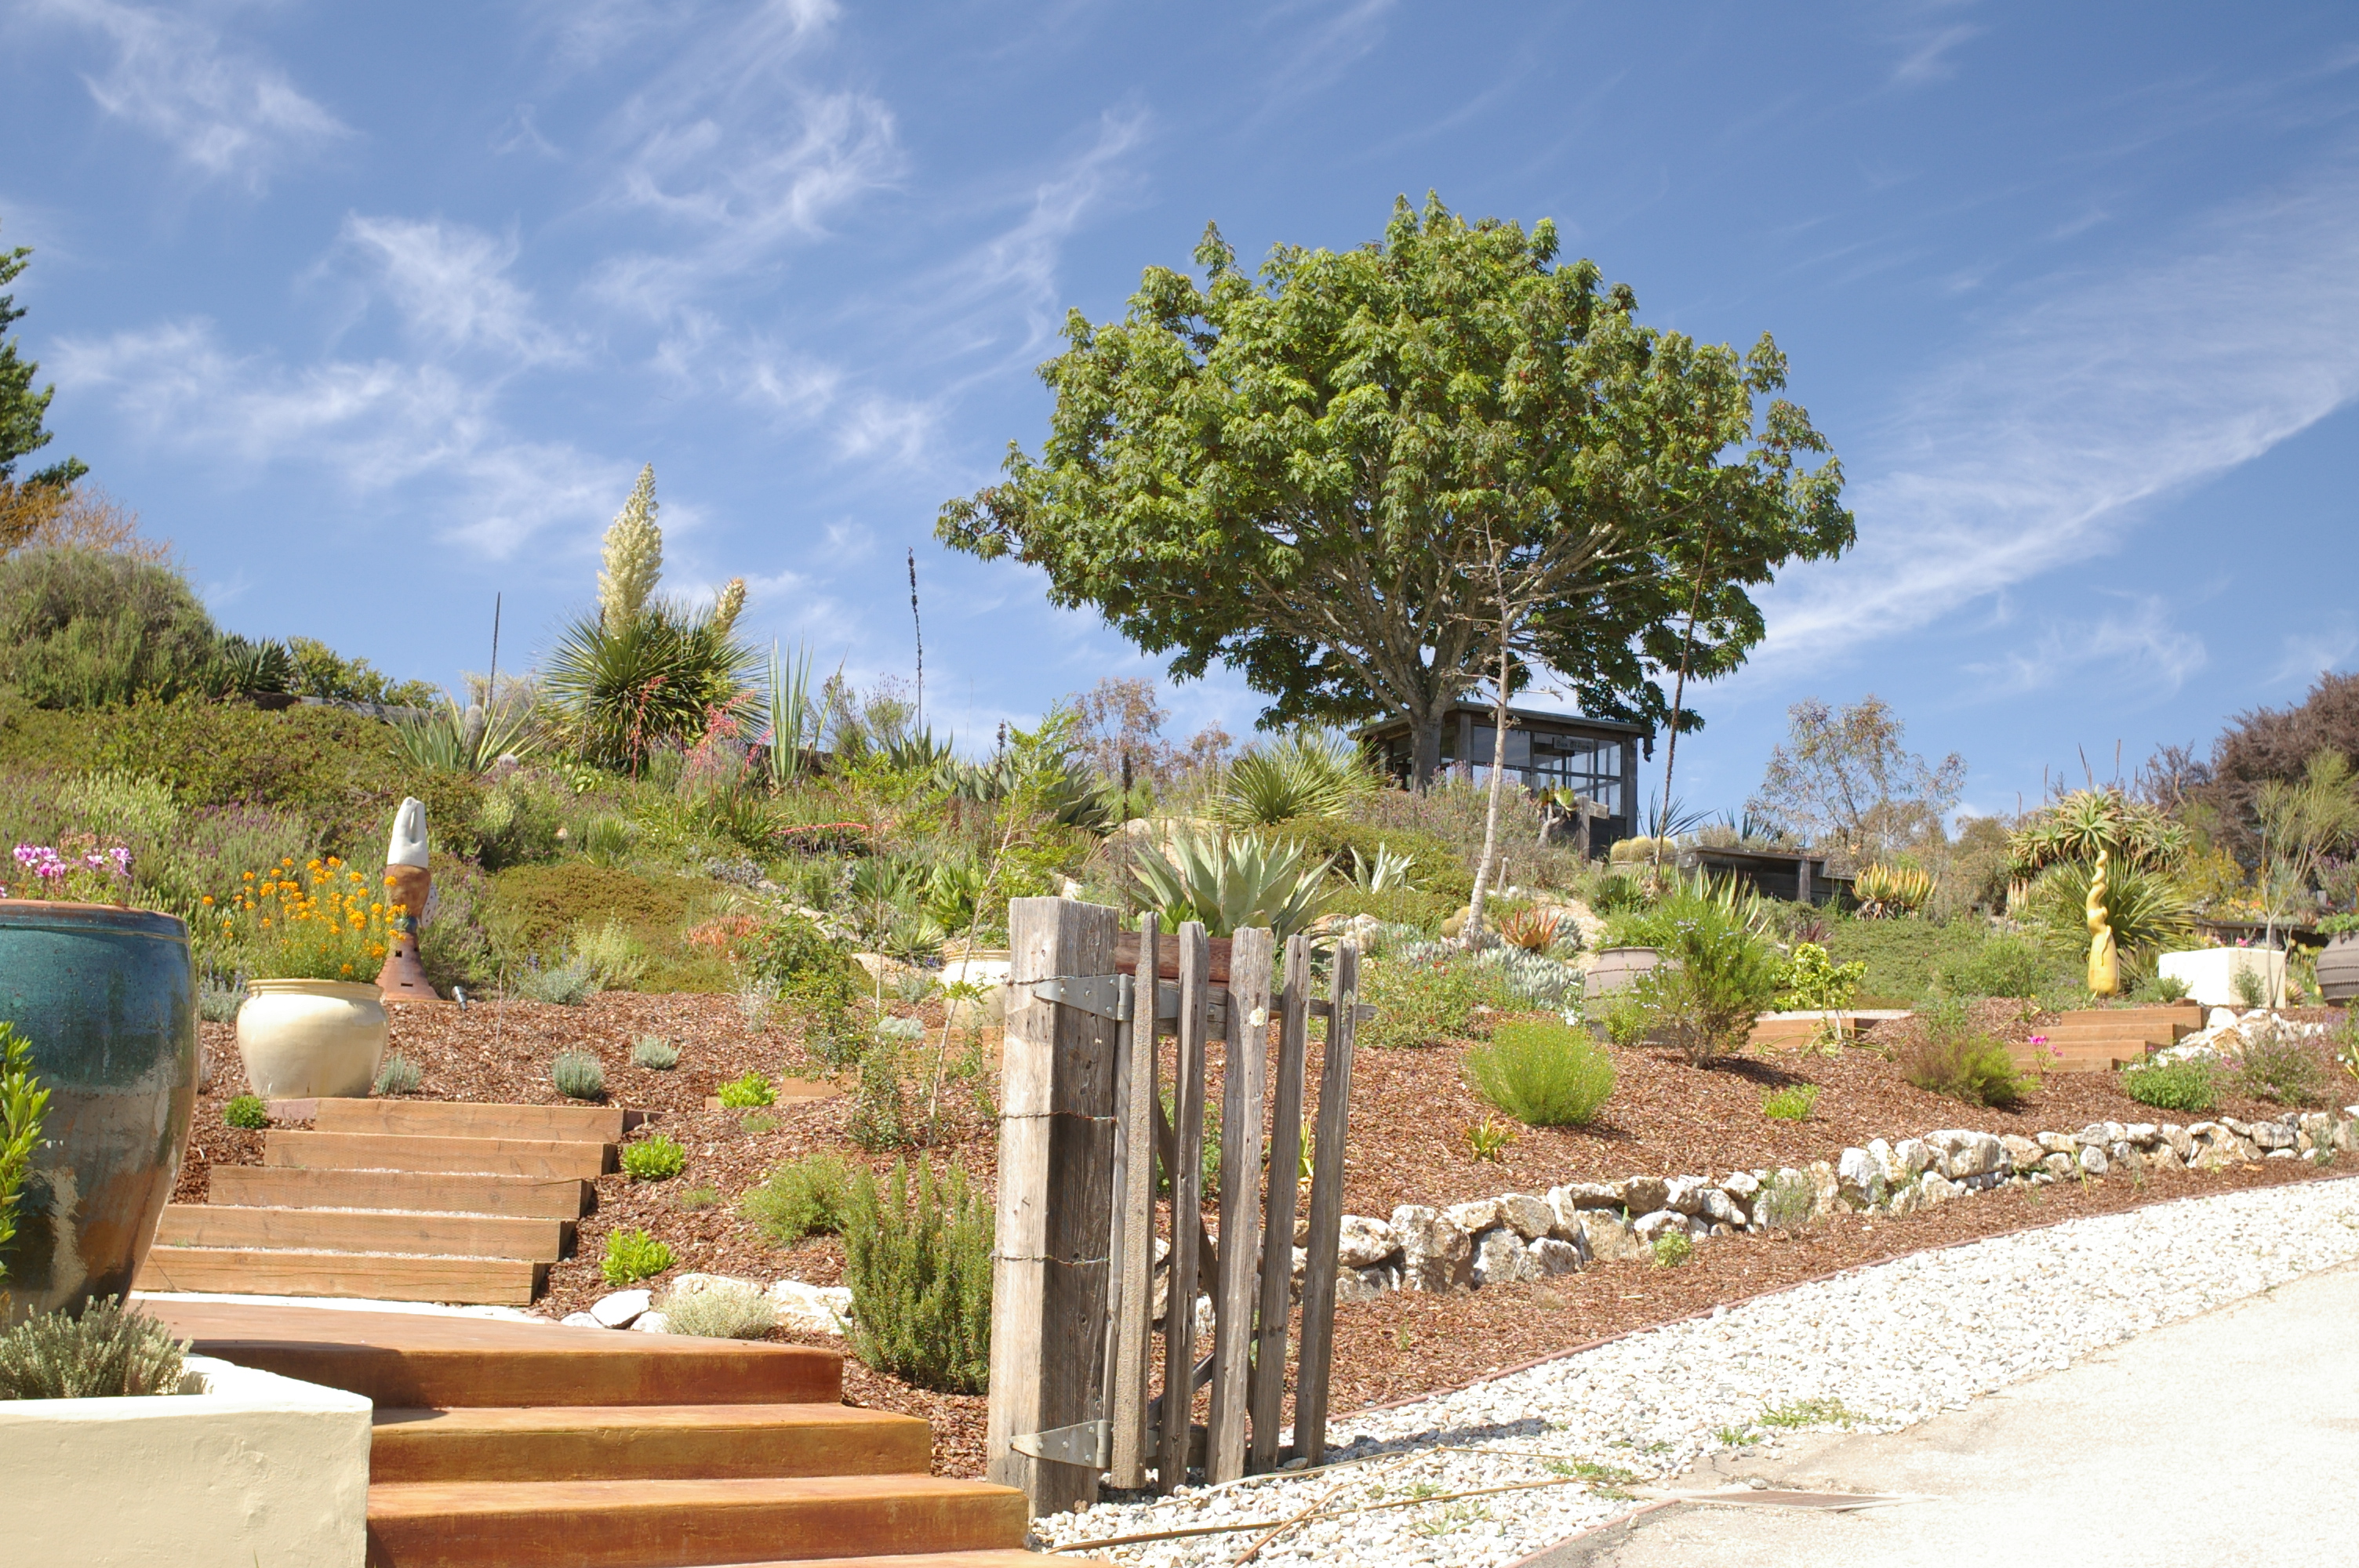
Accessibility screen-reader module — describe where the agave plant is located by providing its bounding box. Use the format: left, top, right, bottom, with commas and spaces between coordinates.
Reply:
1131, 829, 1331, 938
1214, 732, 1372, 828
1498, 905, 1568, 953
1347, 843, 1419, 891
1853, 861, 1935, 918
392, 691, 540, 774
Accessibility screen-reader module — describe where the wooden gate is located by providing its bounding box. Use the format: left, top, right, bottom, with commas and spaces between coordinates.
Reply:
983, 898, 1366, 1514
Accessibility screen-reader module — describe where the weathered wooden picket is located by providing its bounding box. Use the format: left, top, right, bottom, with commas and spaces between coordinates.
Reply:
983, 897, 1367, 1515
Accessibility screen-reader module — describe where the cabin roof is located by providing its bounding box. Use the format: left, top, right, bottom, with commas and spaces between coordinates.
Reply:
1358, 703, 1650, 741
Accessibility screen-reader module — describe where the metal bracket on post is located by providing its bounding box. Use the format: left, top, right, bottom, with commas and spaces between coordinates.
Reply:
1012, 1419, 1112, 1468
1028, 974, 1130, 1022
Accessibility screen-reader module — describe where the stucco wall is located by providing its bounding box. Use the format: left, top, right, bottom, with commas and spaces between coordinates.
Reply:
0, 1354, 370, 1566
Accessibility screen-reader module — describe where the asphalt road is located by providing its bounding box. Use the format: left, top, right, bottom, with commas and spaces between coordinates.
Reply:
1543, 1258, 2359, 1568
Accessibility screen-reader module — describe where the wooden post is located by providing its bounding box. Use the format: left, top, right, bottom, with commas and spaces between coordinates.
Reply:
1292, 941, 1359, 1467
1249, 931, 1311, 1472
1205, 926, 1272, 1483
985, 898, 1118, 1516
1157, 920, 1211, 1493
1107, 915, 1160, 1489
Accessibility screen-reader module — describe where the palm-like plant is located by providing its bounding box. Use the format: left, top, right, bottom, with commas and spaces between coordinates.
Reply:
1214, 732, 1372, 828
1131, 829, 1331, 937
761, 642, 821, 789
2016, 858, 2196, 970
2007, 789, 2188, 882
547, 601, 757, 775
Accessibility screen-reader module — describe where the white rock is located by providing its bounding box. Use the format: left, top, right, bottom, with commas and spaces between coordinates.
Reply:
1471, 1228, 1534, 1287
1999, 1134, 2042, 1171
1497, 1192, 1557, 1240
561, 1312, 602, 1330
2079, 1145, 2111, 1176
1663, 1176, 1712, 1216
1336, 1264, 1400, 1305
590, 1288, 652, 1329
1580, 1210, 1649, 1263
1630, 1209, 1686, 1243
1865, 1138, 1897, 1184
768, 1279, 853, 1334
631, 1310, 671, 1333
1444, 1198, 1502, 1233
1528, 1237, 1584, 1277
1392, 1205, 1474, 1292
1917, 1174, 1963, 1205
1337, 1214, 1401, 1269
1836, 1148, 1887, 1208
1892, 1138, 1932, 1177
671, 1272, 761, 1298
1619, 1175, 1670, 1214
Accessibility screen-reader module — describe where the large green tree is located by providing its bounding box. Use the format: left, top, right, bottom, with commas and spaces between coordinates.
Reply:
938, 194, 1852, 782
1, 223, 85, 488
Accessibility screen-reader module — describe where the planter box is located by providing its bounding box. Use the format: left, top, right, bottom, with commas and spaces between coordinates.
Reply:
2157, 948, 2286, 1008
0, 1354, 369, 1566
2317, 933, 2359, 1003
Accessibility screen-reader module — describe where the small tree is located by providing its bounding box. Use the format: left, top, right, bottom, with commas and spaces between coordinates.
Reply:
1747, 696, 1965, 860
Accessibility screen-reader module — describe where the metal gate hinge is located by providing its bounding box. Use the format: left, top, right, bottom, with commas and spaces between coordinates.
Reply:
1027, 975, 1130, 1022
1012, 1418, 1110, 1468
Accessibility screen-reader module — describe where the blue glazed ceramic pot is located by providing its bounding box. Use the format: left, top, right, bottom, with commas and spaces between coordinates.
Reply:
0, 900, 198, 1323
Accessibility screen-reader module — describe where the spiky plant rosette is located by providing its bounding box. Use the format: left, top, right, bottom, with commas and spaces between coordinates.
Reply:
213, 855, 391, 982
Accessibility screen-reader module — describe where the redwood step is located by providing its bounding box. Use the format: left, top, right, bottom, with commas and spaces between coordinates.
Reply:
137, 1246, 544, 1306
210, 1165, 593, 1220
370, 1403, 930, 1484
156, 1203, 571, 1262
266, 1130, 616, 1180
148, 1302, 841, 1408
713, 1555, 1110, 1568
2033, 1024, 2187, 1046
363, 1475, 1027, 1568
315, 1098, 634, 1144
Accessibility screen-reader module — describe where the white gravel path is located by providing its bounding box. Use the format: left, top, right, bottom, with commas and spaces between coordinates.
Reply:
1036, 1175, 2359, 1568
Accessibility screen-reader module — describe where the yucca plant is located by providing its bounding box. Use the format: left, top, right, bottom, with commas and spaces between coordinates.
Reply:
1130, 829, 1331, 937
1214, 732, 1372, 827
2014, 857, 2195, 970
761, 641, 822, 789
392, 691, 540, 775
545, 601, 757, 775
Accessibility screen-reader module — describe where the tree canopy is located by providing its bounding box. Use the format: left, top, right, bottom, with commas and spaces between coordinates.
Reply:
1, 223, 84, 489
938, 194, 1852, 780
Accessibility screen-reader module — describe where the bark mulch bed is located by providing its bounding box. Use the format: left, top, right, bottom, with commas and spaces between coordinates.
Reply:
177, 992, 2357, 1479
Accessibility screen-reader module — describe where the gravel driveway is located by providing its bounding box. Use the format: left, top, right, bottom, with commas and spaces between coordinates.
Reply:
1035, 1174, 2359, 1566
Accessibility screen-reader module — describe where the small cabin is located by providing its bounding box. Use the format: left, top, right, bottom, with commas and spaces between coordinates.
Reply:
1360, 703, 1649, 858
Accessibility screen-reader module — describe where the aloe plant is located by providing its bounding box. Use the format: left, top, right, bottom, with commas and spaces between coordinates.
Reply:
1130, 829, 1330, 937
1213, 732, 1371, 827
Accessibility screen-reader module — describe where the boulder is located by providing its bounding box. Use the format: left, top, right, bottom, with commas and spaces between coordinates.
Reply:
1836, 1148, 1887, 1209
1497, 1192, 1557, 1241
2124, 1123, 2161, 1149
1927, 1131, 2004, 1180
1696, 1186, 1742, 1228
2036, 1131, 2078, 1156
561, 1312, 602, 1330
1335, 1265, 1400, 1305
1551, 1181, 1623, 1211
1806, 1160, 1842, 1213
2142, 1143, 2182, 1171
590, 1289, 652, 1329
1916, 1173, 1963, 1206
1630, 1209, 1687, 1243
1999, 1134, 2043, 1171
2248, 1120, 2296, 1152
1891, 1138, 1932, 1177
2041, 1152, 2076, 1178
631, 1310, 671, 1334
1885, 1181, 1925, 1218
769, 1280, 852, 1334
2162, 1124, 2194, 1159
2190, 1138, 2248, 1171
1336, 1214, 1401, 1269
1618, 1175, 1671, 1215
1663, 1176, 1712, 1216
2078, 1145, 2111, 1176
1579, 1210, 1650, 1263
1392, 1205, 1474, 1292
1527, 1237, 1584, 1278
1719, 1171, 1762, 1219
1470, 1228, 1534, 1287
1444, 1198, 1502, 1234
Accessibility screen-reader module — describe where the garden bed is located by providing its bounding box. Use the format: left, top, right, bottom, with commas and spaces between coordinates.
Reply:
179, 990, 2355, 1479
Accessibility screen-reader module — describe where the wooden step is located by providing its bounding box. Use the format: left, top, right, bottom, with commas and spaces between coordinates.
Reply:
370, 1403, 930, 1483
137, 1247, 545, 1306
156, 1203, 571, 1262
2034, 1024, 2186, 1047
314, 1098, 634, 1143
211, 1165, 593, 1220
2056, 1006, 2201, 1028
364, 1475, 1027, 1568
148, 1302, 841, 1408
710, 1555, 1111, 1568
266, 1130, 615, 1180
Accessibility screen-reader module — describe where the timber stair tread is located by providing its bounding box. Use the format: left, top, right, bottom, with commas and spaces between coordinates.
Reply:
156, 1202, 570, 1261
266, 1128, 618, 1179
2012, 1007, 2204, 1074
151, 1098, 634, 1306
364, 1474, 1029, 1568
370, 1403, 933, 1483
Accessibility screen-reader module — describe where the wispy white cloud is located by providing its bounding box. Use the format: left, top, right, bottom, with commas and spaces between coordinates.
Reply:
31, 0, 350, 190
2271, 618, 2358, 686
52, 318, 621, 559
1964, 593, 2208, 699
336, 216, 581, 366
1891, 23, 1980, 86
943, 110, 1147, 350
1759, 154, 2359, 670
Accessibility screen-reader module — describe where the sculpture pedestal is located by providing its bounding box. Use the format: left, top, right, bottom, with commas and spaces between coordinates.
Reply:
374, 863, 443, 1004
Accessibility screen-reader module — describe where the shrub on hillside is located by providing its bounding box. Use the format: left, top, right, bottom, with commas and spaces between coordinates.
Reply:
512, 956, 598, 1006
741, 1152, 853, 1247
1610, 891, 1787, 1065
1323, 884, 1456, 934
622, 1131, 685, 1181
1463, 1019, 1615, 1126
1269, 815, 1470, 900
0, 549, 221, 708
660, 1279, 775, 1340
1359, 957, 1515, 1049
1937, 935, 2053, 999
1819, 915, 2004, 1006
601, 1228, 672, 1286
842, 1160, 992, 1394
741, 913, 862, 1013
1892, 997, 2030, 1108
551, 1049, 605, 1099
2236, 1031, 2331, 1107
2122, 1057, 2219, 1113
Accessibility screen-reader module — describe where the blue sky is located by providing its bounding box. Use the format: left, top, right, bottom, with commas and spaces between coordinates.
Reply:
4, 1, 2356, 822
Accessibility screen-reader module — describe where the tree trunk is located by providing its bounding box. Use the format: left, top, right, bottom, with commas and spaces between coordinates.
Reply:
1466, 633, 1516, 944
1409, 707, 1446, 791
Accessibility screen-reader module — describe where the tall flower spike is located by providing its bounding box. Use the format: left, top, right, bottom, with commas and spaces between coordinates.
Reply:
598, 464, 663, 632
711, 576, 747, 637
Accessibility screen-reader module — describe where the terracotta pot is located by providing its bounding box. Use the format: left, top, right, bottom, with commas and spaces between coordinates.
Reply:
0, 900, 198, 1323
235, 979, 389, 1100
1583, 946, 1664, 1000
2318, 932, 2359, 1004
